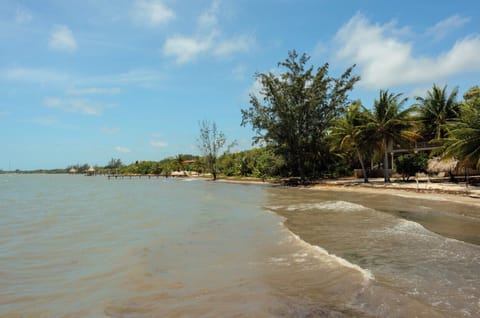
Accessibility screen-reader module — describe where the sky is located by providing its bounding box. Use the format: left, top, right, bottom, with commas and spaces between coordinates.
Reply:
1, 0, 480, 170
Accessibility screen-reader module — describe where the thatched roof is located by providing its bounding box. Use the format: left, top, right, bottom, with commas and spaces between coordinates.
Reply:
427, 157, 458, 173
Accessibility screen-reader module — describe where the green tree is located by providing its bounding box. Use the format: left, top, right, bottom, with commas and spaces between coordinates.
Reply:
395, 153, 428, 181
463, 85, 480, 103
241, 50, 359, 181
443, 98, 480, 168
173, 154, 185, 171
367, 90, 416, 183
330, 101, 373, 183
197, 120, 234, 180
252, 147, 283, 180
415, 84, 459, 141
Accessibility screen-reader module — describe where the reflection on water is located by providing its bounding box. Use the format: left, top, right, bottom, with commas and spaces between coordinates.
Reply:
1, 175, 479, 317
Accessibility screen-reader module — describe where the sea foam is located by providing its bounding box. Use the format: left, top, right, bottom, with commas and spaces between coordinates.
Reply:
269, 201, 369, 212
285, 229, 375, 284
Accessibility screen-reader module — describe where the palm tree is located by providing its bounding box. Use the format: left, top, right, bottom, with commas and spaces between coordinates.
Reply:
415, 84, 459, 141
367, 90, 416, 183
443, 102, 480, 168
174, 154, 185, 172
330, 101, 373, 183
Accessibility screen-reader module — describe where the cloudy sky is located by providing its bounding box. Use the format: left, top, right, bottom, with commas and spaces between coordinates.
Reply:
1, 0, 480, 170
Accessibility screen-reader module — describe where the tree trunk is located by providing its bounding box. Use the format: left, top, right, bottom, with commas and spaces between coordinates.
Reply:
356, 148, 368, 183
383, 138, 390, 183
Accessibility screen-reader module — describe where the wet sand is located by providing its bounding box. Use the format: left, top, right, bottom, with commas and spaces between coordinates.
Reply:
218, 176, 480, 212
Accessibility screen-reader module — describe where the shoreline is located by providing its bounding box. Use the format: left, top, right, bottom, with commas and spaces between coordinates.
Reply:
217, 176, 480, 207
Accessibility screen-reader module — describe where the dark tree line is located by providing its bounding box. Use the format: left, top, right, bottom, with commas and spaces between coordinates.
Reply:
241, 51, 359, 181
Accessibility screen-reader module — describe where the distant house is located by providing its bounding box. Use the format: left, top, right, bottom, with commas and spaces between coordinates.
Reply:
183, 159, 197, 172
85, 166, 96, 176
69, 168, 78, 174
171, 171, 187, 177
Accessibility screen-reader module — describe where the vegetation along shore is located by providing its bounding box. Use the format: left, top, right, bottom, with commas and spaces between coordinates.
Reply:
4, 51, 480, 191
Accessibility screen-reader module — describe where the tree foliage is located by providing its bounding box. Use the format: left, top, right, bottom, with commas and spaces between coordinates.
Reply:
241, 50, 359, 181
443, 100, 480, 168
415, 84, 459, 141
395, 153, 428, 181
366, 90, 416, 182
197, 120, 234, 180
330, 101, 373, 182
106, 158, 123, 169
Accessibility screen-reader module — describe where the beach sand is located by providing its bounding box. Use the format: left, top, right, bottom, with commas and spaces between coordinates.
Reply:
217, 176, 480, 209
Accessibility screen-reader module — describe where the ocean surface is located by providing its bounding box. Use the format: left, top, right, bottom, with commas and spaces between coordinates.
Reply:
1, 174, 479, 317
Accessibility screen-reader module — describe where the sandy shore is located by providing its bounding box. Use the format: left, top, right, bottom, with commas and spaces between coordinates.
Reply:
217, 176, 480, 207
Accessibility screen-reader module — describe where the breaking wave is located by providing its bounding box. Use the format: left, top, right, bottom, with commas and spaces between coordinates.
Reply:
284, 228, 375, 284
267, 201, 369, 212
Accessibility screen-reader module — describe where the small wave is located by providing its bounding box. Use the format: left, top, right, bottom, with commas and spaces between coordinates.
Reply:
268, 201, 369, 212
387, 219, 434, 238
286, 230, 374, 284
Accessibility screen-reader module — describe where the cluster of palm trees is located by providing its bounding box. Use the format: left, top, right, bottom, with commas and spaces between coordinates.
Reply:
331, 84, 480, 183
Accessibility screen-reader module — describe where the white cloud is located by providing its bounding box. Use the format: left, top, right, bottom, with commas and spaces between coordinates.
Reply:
163, 32, 254, 64
150, 140, 168, 147
426, 14, 470, 41
100, 127, 121, 134
1, 67, 162, 88
198, 0, 220, 29
44, 97, 113, 116
312, 41, 327, 58
67, 87, 121, 95
1, 67, 68, 83
163, 34, 213, 63
133, 0, 175, 27
15, 7, 32, 24
334, 13, 480, 89
162, 2, 254, 64
115, 146, 131, 153
49, 25, 78, 53
87, 69, 164, 85
244, 76, 263, 102
214, 35, 254, 57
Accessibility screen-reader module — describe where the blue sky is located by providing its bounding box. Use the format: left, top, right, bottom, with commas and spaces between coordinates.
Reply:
1, 0, 480, 170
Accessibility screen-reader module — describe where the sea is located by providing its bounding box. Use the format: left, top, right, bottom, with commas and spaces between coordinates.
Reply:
1, 174, 479, 317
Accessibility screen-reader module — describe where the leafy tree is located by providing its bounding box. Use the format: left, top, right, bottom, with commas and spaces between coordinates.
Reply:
252, 147, 284, 180
197, 120, 234, 180
241, 50, 359, 181
238, 155, 251, 177
173, 154, 185, 171
218, 152, 238, 176
395, 153, 428, 181
367, 90, 416, 183
443, 98, 480, 168
463, 85, 480, 103
415, 84, 459, 141
106, 158, 123, 170
330, 101, 373, 183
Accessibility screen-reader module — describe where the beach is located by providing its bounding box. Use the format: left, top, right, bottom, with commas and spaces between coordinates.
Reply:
2, 174, 479, 317
219, 176, 480, 210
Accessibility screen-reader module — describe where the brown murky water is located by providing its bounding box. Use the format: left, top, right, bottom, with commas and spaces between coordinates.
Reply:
266, 187, 480, 317
1, 175, 479, 317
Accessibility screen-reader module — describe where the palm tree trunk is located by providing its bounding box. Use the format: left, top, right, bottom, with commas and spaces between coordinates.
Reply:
383, 138, 390, 183
356, 148, 368, 183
